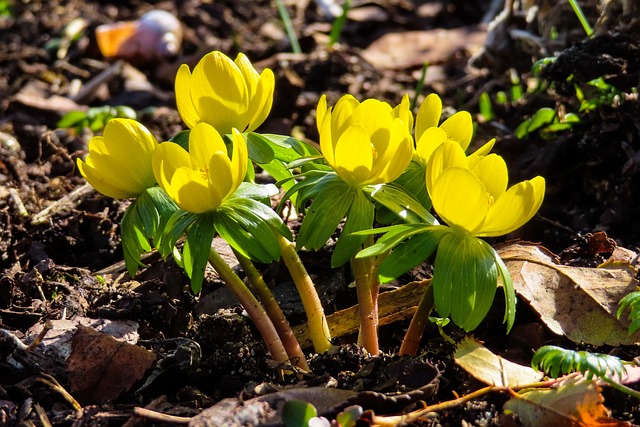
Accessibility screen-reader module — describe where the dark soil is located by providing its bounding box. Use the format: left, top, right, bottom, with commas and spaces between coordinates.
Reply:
1, 0, 640, 426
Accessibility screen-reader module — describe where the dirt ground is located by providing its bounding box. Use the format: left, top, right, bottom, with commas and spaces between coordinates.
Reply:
1, 0, 640, 426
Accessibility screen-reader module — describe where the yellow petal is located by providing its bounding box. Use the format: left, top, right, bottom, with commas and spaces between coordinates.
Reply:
431, 167, 489, 234
331, 94, 358, 141
440, 111, 473, 151
415, 93, 442, 141
191, 51, 248, 134
425, 141, 468, 197
353, 99, 393, 140
470, 138, 496, 157
372, 118, 412, 183
171, 167, 219, 213
415, 127, 447, 165
334, 125, 373, 186
244, 68, 274, 132
470, 153, 508, 200
234, 53, 260, 94
230, 128, 248, 189
77, 158, 137, 199
392, 94, 413, 132
175, 64, 199, 129
316, 94, 328, 133
208, 151, 234, 202
478, 176, 545, 237
189, 122, 227, 170
152, 142, 191, 194
319, 110, 336, 167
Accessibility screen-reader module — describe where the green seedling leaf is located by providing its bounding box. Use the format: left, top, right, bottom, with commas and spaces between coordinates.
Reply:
378, 226, 449, 283
515, 107, 556, 139
276, 170, 333, 212
391, 161, 431, 210
336, 405, 363, 427
226, 196, 292, 242
617, 291, 640, 335
331, 190, 374, 267
479, 92, 494, 121
121, 203, 152, 276
144, 186, 179, 241
57, 111, 87, 129
532, 346, 627, 381
432, 232, 498, 331
248, 132, 320, 161
114, 105, 136, 119
296, 178, 354, 251
355, 223, 431, 258
282, 400, 317, 427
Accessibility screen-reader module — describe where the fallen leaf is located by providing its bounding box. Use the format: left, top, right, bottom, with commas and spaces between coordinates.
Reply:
504, 375, 630, 427
67, 325, 156, 405
361, 26, 487, 70
498, 242, 640, 346
454, 336, 543, 387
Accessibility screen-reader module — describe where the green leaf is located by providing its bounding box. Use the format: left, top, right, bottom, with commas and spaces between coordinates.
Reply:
121, 203, 152, 277
144, 186, 179, 241
531, 345, 627, 381
331, 190, 374, 267
278, 170, 334, 212
134, 191, 161, 240
515, 108, 556, 139
244, 131, 275, 164
394, 161, 431, 209
114, 105, 137, 119
365, 183, 436, 225
213, 208, 279, 263
296, 179, 354, 251
231, 182, 280, 200
248, 132, 320, 162
169, 130, 191, 151
183, 212, 217, 294
617, 291, 640, 335
355, 223, 428, 257
378, 226, 450, 283
482, 240, 517, 332
225, 197, 292, 241
432, 233, 498, 331
158, 210, 198, 258
282, 400, 317, 427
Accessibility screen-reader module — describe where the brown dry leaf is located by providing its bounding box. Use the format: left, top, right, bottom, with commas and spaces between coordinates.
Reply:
361, 26, 487, 70
498, 242, 640, 346
454, 336, 543, 387
504, 375, 631, 427
67, 325, 156, 405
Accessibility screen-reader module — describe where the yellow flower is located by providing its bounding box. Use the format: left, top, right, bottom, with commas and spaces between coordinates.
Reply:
426, 141, 545, 237
152, 123, 247, 213
76, 118, 159, 199
316, 94, 413, 187
414, 93, 474, 165
175, 51, 274, 135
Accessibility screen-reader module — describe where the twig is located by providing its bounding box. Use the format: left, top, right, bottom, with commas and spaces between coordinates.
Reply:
71, 60, 124, 104
25, 320, 53, 351
9, 188, 28, 217
131, 407, 190, 425
31, 183, 94, 225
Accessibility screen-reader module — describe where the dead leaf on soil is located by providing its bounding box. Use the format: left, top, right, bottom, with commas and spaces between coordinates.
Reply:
498, 242, 640, 346
361, 26, 487, 70
504, 375, 631, 427
67, 325, 155, 405
454, 336, 543, 387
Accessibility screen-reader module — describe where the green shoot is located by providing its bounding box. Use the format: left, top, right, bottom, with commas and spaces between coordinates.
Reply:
411, 62, 429, 111
617, 291, 640, 335
328, 0, 352, 47
568, 0, 593, 36
58, 105, 136, 134
478, 92, 494, 121
274, 0, 302, 54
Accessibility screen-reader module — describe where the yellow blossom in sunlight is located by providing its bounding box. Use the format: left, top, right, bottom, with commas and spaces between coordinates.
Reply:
77, 118, 159, 199
426, 141, 545, 237
414, 93, 474, 165
175, 51, 274, 135
316, 94, 413, 187
152, 123, 247, 213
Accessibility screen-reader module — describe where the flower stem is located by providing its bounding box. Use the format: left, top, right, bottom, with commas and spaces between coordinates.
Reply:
207, 247, 289, 364
276, 234, 332, 353
399, 281, 434, 355
351, 235, 380, 355
233, 249, 310, 370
